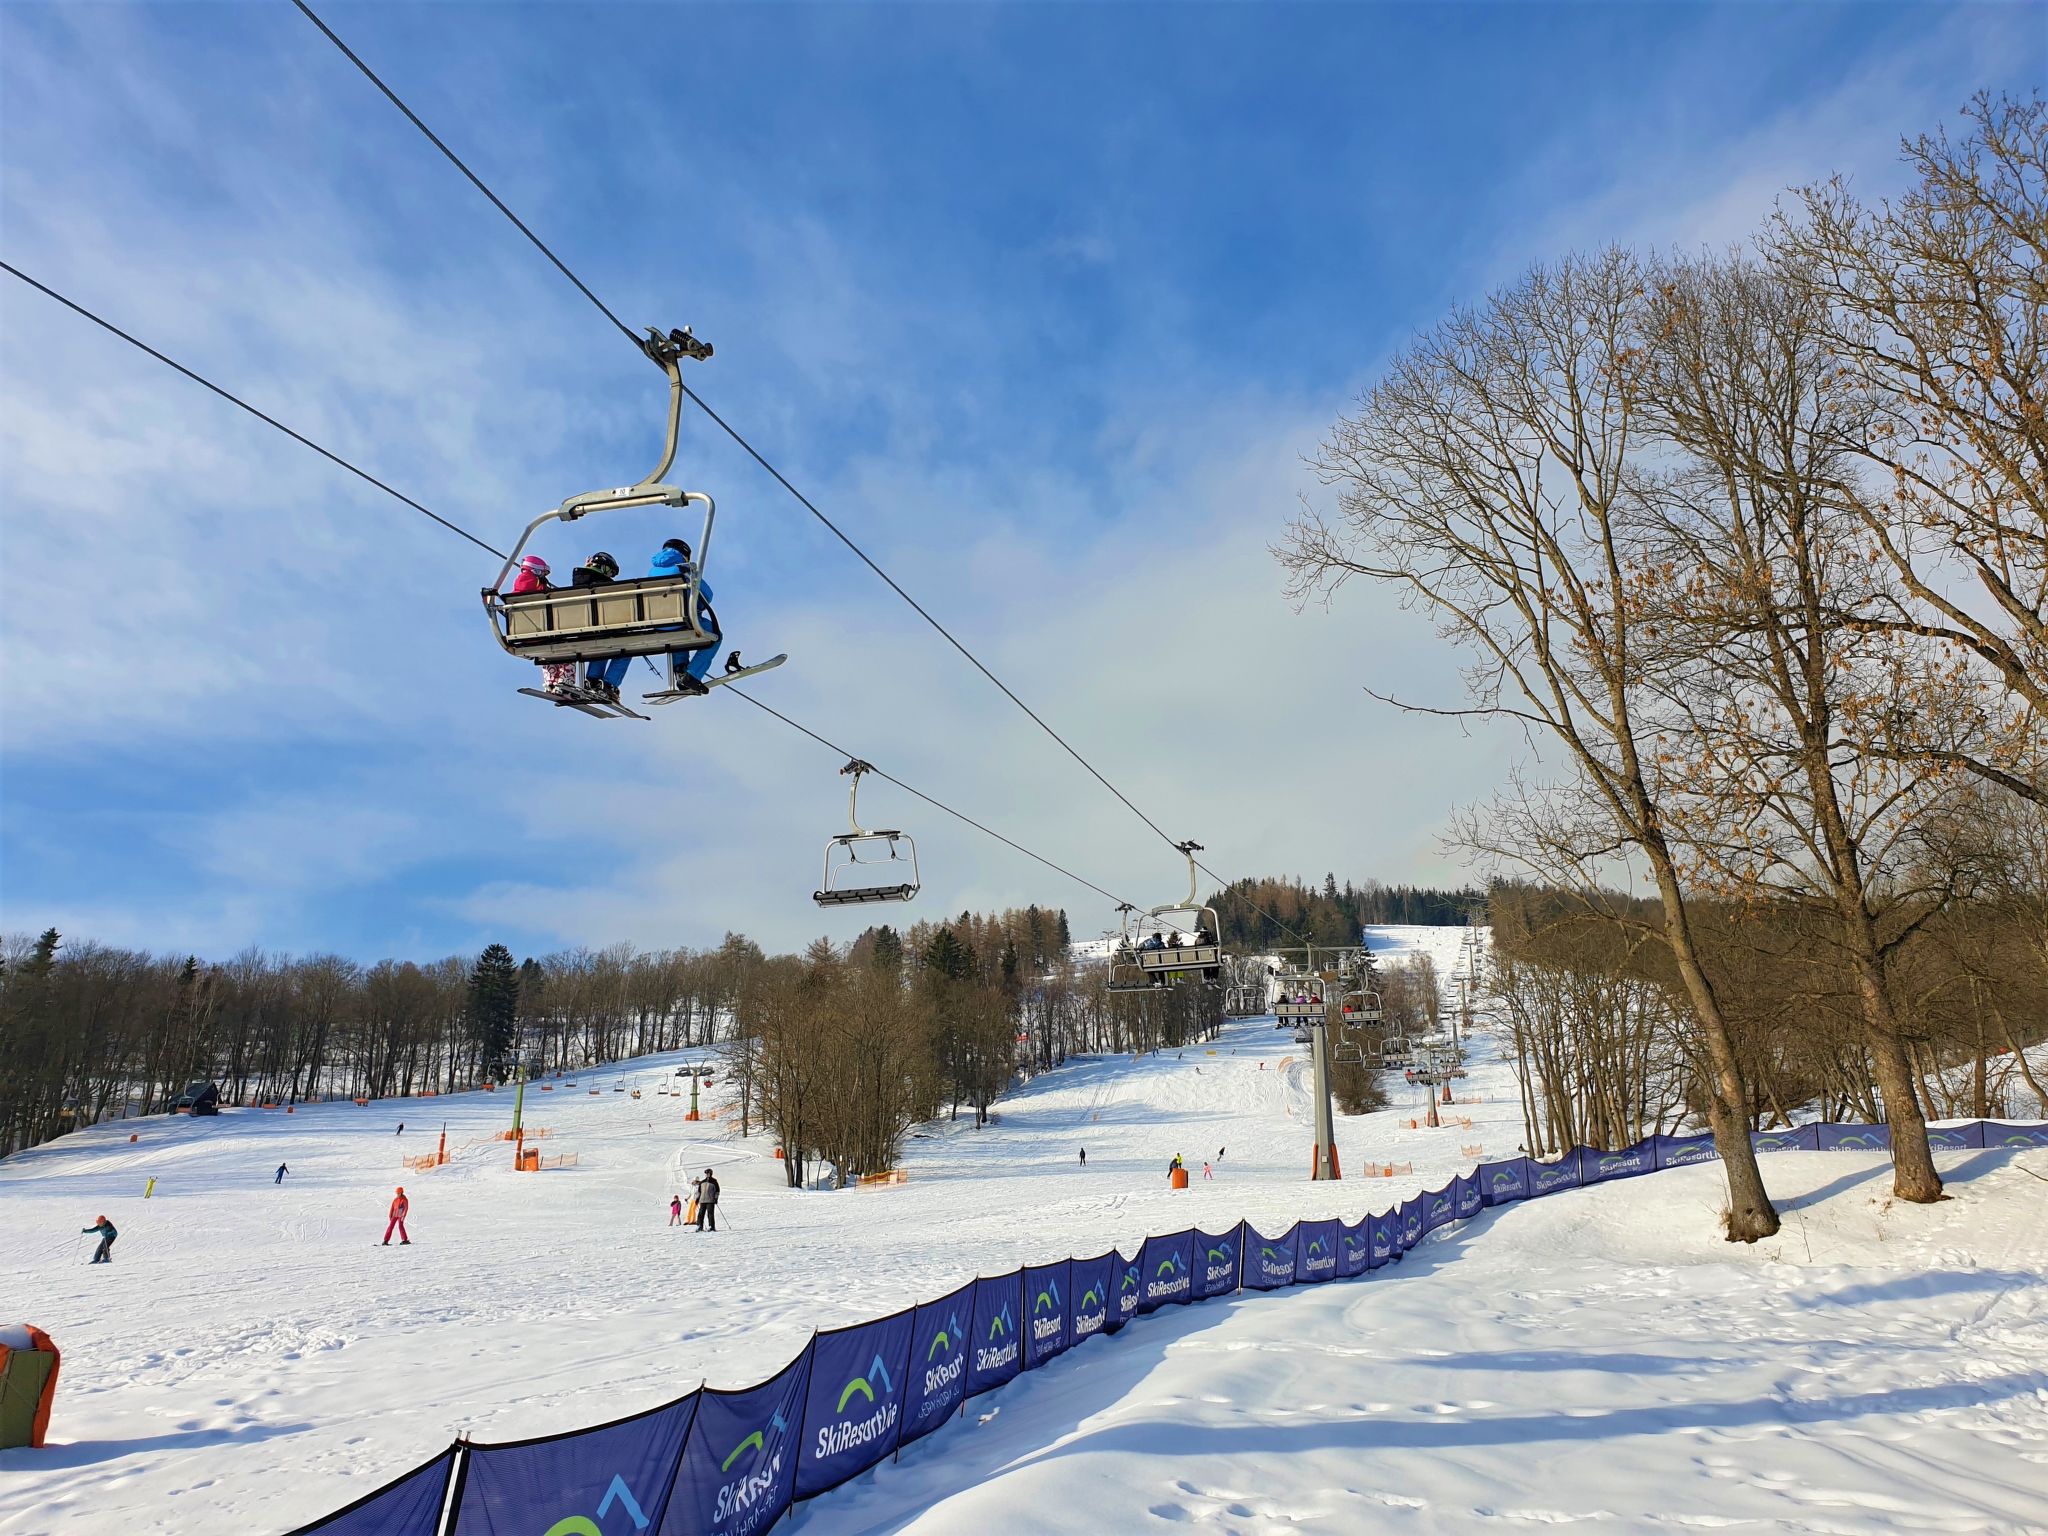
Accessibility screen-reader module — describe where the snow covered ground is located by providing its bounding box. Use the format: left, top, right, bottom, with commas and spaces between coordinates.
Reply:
2, 925, 2044, 1534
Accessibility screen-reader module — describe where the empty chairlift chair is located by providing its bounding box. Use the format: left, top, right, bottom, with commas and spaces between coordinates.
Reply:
814, 760, 920, 907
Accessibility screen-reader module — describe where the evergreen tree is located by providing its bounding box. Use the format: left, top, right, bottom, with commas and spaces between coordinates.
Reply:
467, 944, 521, 1076
1056, 909, 1071, 949
870, 925, 904, 973
922, 925, 977, 982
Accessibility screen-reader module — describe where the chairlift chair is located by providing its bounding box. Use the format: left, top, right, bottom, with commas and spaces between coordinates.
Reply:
1105, 905, 1155, 994
482, 327, 785, 717
1339, 988, 1383, 1026
1130, 842, 1224, 985
813, 760, 920, 907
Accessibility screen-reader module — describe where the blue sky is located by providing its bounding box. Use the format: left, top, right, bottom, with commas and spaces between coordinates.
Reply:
1, 2, 2038, 961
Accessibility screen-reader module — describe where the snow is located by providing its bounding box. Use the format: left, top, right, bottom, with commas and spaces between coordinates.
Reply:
2, 925, 2043, 1535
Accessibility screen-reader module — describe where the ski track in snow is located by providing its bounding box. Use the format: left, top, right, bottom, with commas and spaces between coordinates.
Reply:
1, 926, 2044, 1534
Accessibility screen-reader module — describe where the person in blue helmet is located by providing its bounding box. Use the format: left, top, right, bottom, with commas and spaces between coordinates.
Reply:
648, 538, 735, 696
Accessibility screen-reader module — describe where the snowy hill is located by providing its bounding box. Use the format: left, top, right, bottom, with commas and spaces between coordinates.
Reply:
2, 924, 2044, 1534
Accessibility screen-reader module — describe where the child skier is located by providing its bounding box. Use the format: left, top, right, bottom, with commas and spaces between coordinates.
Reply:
668, 1194, 683, 1227
382, 1187, 410, 1246
82, 1215, 117, 1264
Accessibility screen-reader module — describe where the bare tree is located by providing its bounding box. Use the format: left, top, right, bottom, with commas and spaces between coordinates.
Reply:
1280, 249, 1781, 1239
1773, 93, 2048, 805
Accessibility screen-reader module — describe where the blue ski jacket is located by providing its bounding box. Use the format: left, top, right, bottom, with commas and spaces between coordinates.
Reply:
648, 545, 713, 606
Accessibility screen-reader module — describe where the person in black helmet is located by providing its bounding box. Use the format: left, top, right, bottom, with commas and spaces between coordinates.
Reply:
573, 552, 627, 700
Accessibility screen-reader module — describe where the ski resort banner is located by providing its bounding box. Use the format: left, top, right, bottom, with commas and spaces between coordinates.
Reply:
968, 1271, 1024, 1396
661, 1350, 809, 1536
1139, 1231, 1196, 1312
288, 1118, 2047, 1536
1194, 1226, 1242, 1299
1295, 1219, 1340, 1283
794, 1310, 914, 1500
1339, 1219, 1372, 1278
1068, 1252, 1113, 1345
1653, 1133, 1718, 1169
451, 1391, 698, 1536
1023, 1261, 1073, 1369
1243, 1224, 1298, 1291
900, 1280, 974, 1448
1480, 1155, 1530, 1205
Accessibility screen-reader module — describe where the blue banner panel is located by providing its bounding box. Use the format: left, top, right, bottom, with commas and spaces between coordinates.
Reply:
1581, 1142, 1656, 1184
1527, 1152, 1582, 1198
1983, 1121, 2048, 1148
968, 1271, 1024, 1396
1069, 1252, 1113, 1346
1194, 1226, 1242, 1299
1243, 1224, 1299, 1291
1479, 1157, 1530, 1207
1421, 1184, 1456, 1235
1398, 1196, 1424, 1249
291, 1449, 456, 1536
659, 1349, 810, 1536
1112, 1250, 1144, 1332
1926, 1122, 1984, 1150
1022, 1260, 1073, 1369
1139, 1231, 1196, 1313
1339, 1218, 1372, 1278
1816, 1123, 1891, 1152
1751, 1124, 1821, 1152
794, 1311, 914, 1501
455, 1395, 697, 1536
1455, 1172, 1483, 1219
1367, 1210, 1398, 1269
1653, 1133, 1719, 1170
900, 1280, 974, 1448
1295, 1219, 1340, 1283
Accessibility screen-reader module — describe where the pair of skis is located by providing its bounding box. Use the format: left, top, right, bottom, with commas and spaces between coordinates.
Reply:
518, 654, 787, 720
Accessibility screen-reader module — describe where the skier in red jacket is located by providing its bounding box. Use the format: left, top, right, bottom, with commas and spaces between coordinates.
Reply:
383, 1187, 410, 1246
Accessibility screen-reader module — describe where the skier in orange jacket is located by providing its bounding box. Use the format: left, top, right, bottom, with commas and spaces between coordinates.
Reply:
383, 1187, 410, 1246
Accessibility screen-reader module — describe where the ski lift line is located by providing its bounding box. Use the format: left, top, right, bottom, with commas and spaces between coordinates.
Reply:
722, 686, 1137, 910
290, 3, 1191, 865
1, 264, 1136, 917
288, 0, 643, 357
0, 262, 507, 561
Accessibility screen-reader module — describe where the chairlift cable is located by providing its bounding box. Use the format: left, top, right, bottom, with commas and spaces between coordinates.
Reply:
0, 261, 506, 561
290, 1, 1189, 862
723, 687, 1137, 909
0, 260, 1135, 913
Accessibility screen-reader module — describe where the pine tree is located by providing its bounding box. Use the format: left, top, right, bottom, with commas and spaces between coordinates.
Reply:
870, 925, 904, 973
1056, 909, 1071, 949
922, 925, 977, 982
468, 944, 521, 1077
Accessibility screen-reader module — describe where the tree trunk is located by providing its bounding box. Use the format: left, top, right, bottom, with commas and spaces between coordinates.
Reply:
1866, 1028, 1943, 1202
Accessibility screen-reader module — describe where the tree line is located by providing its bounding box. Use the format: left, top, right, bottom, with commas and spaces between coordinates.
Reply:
1203, 876, 1482, 949
0, 902, 1230, 1170
1281, 93, 2047, 1239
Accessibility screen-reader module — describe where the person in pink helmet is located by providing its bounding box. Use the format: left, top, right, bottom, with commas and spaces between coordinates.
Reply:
383, 1187, 410, 1246
507, 556, 576, 695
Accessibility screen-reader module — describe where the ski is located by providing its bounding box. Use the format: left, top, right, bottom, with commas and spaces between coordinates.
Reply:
518, 686, 648, 721
644, 653, 788, 705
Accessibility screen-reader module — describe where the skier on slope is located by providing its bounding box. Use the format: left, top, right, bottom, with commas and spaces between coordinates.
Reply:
275, 1163, 288, 1184
668, 1194, 683, 1227
382, 1187, 410, 1246
82, 1215, 118, 1264
694, 1169, 720, 1232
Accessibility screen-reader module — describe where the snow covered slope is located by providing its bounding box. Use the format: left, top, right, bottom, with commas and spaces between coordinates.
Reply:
807, 1149, 2048, 1535
2, 924, 2042, 1535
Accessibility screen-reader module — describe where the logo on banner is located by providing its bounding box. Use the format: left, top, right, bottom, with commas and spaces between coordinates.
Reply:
922, 1313, 966, 1401
977, 1303, 1019, 1372
1303, 1235, 1334, 1272
1256, 1244, 1292, 1280
714, 1408, 790, 1528
1830, 1132, 1884, 1149
1428, 1193, 1452, 1220
540, 1474, 650, 1536
1489, 1167, 1522, 1191
1204, 1242, 1236, 1283
1031, 1279, 1065, 1342
1147, 1249, 1190, 1300
1075, 1280, 1107, 1336
817, 1354, 899, 1460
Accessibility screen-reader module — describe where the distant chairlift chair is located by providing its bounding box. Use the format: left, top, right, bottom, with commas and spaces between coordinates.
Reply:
1131, 841, 1225, 986
813, 760, 920, 907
